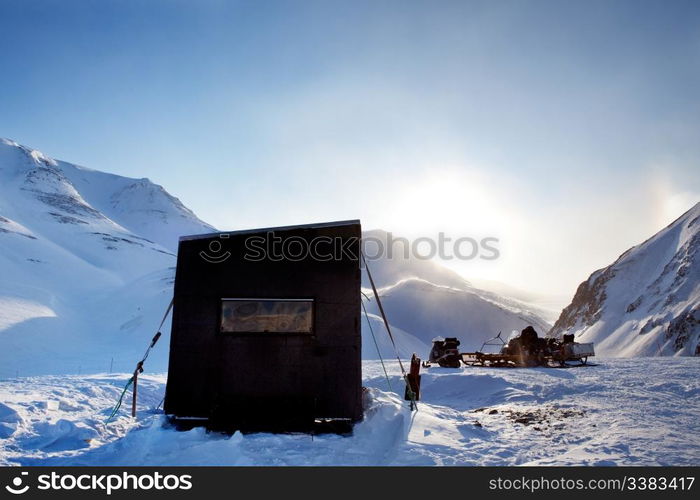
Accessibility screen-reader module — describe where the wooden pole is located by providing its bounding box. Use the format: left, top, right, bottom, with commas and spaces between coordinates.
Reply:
131, 368, 138, 418
404, 353, 421, 407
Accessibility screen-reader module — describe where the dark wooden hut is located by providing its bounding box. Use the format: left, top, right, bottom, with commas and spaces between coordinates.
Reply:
163, 220, 363, 431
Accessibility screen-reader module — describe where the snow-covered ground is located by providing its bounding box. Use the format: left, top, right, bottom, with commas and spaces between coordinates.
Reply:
1, 358, 698, 466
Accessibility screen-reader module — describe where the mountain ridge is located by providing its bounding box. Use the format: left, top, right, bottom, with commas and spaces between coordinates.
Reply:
549, 202, 700, 356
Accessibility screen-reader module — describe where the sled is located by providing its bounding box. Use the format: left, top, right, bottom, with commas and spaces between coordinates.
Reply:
461, 330, 596, 369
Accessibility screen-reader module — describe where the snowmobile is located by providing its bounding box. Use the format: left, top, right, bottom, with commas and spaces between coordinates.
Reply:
423, 337, 462, 368
461, 327, 595, 368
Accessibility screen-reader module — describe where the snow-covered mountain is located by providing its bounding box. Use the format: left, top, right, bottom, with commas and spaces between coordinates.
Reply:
0, 138, 551, 376
363, 278, 551, 354
0, 138, 214, 254
0, 138, 213, 376
467, 277, 568, 324
549, 202, 700, 357
360, 231, 552, 355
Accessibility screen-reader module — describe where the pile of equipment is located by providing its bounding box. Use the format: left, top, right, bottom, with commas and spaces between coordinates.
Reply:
461, 326, 595, 367
423, 327, 595, 369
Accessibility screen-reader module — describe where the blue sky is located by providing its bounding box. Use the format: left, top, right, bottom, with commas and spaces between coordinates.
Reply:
1, 0, 699, 297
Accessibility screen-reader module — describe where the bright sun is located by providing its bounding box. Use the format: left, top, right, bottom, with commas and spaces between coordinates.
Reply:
380, 170, 518, 238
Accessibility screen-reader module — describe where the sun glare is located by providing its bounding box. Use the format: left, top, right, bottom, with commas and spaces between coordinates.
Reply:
380, 170, 516, 238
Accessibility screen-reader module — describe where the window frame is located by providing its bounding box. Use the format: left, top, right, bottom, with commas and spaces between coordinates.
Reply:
219, 297, 315, 335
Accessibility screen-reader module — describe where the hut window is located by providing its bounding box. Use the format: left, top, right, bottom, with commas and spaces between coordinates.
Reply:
220, 299, 313, 334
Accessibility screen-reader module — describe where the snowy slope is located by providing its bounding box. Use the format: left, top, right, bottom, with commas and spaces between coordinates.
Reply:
549, 202, 700, 357
1, 358, 698, 466
361, 311, 430, 360
361, 230, 552, 357
0, 138, 215, 253
468, 278, 568, 324
363, 278, 551, 354
0, 139, 213, 377
59, 167, 214, 253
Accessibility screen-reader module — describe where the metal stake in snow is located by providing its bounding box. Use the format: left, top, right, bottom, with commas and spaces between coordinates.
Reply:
106, 298, 173, 422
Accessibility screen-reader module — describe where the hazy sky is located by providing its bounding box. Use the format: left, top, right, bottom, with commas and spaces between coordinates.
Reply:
1, 0, 699, 299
